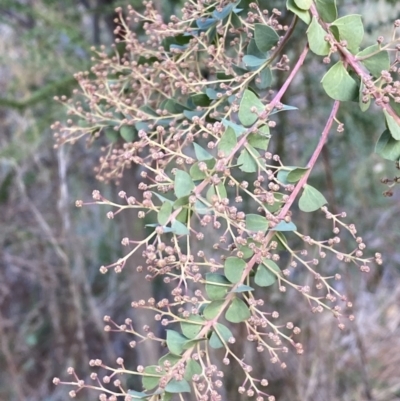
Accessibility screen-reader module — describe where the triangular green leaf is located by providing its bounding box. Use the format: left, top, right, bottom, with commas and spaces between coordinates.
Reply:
286, 0, 311, 24
218, 127, 237, 155
237, 148, 257, 173
209, 323, 233, 349
245, 214, 269, 232
255, 259, 280, 287
166, 330, 189, 355
298, 184, 328, 212
271, 221, 297, 232
158, 202, 173, 226
307, 17, 330, 56
247, 38, 266, 59
243, 55, 267, 67
357, 45, 390, 78
221, 118, 247, 136
204, 300, 225, 320
315, 0, 337, 23
142, 366, 161, 390
224, 256, 247, 284
184, 360, 202, 380
331, 15, 363, 53
120, 125, 137, 142
190, 163, 207, 180
375, 129, 400, 161
194, 199, 211, 215
256, 67, 273, 90
165, 379, 191, 393
205, 273, 231, 300
287, 167, 309, 182
321, 61, 358, 101
225, 298, 250, 323
248, 133, 270, 150
194, 143, 213, 161
384, 110, 400, 140
231, 284, 255, 293
158, 353, 181, 367
294, 0, 312, 10
171, 220, 190, 236
238, 89, 264, 127
191, 93, 212, 107
180, 315, 205, 339
254, 24, 279, 53
174, 170, 195, 198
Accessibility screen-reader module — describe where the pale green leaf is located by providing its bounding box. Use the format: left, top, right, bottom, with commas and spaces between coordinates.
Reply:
375, 129, 400, 161
224, 256, 246, 284
231, 284, 254, 293
180, 315, 205, 339
225, 298, 250, 323
120, 125, 136, 142
165, 379, 191, 393
287, 167, 309, 182
194, 143, 213, 161
294, 0, 312, 10
171, 220, 190, 236
286, 0, 311, 24
184, 360, 202, 380
209, 323, 233, 349
238, 89, 264, 127
158, 353, 181, 367
331, 15, 363, 53
174, 170, 195, 198
218, 127, 237, 155
104, 127, 119, 143
315, 0, 337, 23
158, 202, 172, 226
161, 392, 173, 401
206, 183, 227, 202
307, 17, 330, 56
384, 110, 400, 140
221, 118, 247, 136
142, 366, 161, 390
204, 300, 225, 320
166, 330, 188, 355
205, 273, 231, 300
243, 55, 267, 67
254, 259, 280, 287
194, 199, 211, 215
190, 163, 207, 180
321, 61, 358, 101
245, 214, 269, 232
256, 68, 273, 90
237, 148, 257, 173
248, 133, 270, 150
254, 24, 279, 53
357, 44, 390, 78
271, 221, 297, 231
237, 244, 254, 259
298, 184, 328, 212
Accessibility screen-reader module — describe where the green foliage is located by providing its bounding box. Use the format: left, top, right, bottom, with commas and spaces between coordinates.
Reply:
51, 1, 399, 400
299, 184, 328, 212
321, 61, 358, 101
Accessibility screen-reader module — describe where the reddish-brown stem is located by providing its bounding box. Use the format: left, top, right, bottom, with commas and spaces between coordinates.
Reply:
310, 4, 400, 125
278, 100, 340, 219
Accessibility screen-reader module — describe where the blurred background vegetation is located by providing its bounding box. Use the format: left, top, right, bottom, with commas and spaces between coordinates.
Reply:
1, 1, 400, 400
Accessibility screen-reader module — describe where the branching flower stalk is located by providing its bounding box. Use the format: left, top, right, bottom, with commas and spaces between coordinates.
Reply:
50, 1, 399, 400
